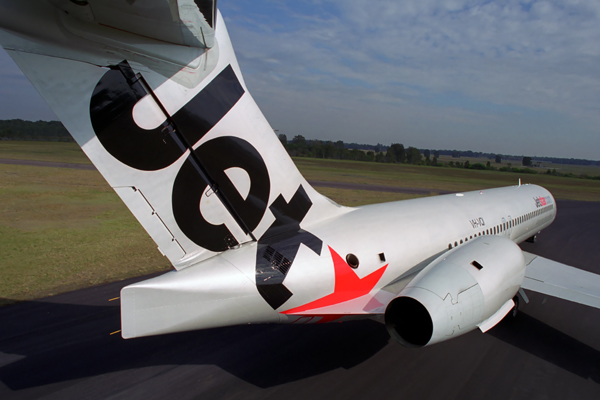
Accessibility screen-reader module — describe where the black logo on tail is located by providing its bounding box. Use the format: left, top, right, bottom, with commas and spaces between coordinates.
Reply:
90, 61, 322, 307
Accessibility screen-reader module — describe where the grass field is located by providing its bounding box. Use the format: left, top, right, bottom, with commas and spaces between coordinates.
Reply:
0, 141, 91, 164
0, 161, 168, 306
295, 157, 600, 202
436, 154, 600, 176
1, 141, 599, 305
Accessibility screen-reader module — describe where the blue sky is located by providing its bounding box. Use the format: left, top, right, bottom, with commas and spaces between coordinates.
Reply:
1, 0, 599, 160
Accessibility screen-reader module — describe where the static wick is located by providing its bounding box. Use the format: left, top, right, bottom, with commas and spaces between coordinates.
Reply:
109, 297, 120, 301
110, 330, 121, 336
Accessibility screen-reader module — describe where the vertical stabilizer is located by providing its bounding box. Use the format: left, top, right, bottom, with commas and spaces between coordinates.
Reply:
0, 2, 347, 268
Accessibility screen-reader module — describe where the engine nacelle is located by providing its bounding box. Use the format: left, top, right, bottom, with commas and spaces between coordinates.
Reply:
385, 235, 525, 347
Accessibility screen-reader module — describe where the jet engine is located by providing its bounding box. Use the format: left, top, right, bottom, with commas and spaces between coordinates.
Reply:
385, 235, 526, 347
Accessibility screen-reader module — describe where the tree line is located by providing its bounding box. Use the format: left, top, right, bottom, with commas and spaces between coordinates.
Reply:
0, 119, 74, 142
281, 134, 427, 164
1, 119, 598, 176
279, 134, 600, 180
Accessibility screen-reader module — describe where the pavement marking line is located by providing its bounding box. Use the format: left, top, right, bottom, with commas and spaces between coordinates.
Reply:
110, 330, 121, 336
109, 297, 120, 301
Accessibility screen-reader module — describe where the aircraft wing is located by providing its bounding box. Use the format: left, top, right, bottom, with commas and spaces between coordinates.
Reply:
522, 251, 600, 309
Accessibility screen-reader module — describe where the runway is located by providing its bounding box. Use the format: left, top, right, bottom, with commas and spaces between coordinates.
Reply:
1, 199, 599, 399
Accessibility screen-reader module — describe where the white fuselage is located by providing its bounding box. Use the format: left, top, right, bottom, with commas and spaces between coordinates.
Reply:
121, 183, 556, 337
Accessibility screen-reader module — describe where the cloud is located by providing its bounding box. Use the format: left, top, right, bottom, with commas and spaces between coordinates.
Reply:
0, 1, 598, 159
220, 0, 600, 159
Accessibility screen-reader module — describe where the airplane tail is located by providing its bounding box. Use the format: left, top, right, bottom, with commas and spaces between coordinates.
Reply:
0, 1, 347, 268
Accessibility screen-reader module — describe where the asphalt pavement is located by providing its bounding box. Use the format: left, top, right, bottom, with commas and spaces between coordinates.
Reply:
0, 200, 599, 400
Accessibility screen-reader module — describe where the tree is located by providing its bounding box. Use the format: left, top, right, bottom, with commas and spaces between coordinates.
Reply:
434, 150, 440, 159
424, 149, 431, 159
388, 143, 406, 163
278, 133, 287, 145
322, 143, 335, 159
292, 135, 306, 147
495, 154, 502, 163
452, 150, 461, 158
406, 147, 422, 164
522, 156, 532, 166
464, 160, 470, 169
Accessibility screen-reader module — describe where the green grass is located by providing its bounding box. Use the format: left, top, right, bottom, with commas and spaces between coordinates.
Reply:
0, 141, 599, 305
315, 187, 421, 206
295, 158, 600, 202
437, 154, 600, 176
0, 163, 169, 306
0, 141, 91, 164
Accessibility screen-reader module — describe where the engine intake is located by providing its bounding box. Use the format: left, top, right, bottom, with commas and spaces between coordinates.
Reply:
385, 297, 433, 347
385, 235, 525, 347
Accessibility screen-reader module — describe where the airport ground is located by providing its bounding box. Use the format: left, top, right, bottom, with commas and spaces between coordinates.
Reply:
1, 141, 599, 304
0, 196, 599, 399
0, 141, 599, 399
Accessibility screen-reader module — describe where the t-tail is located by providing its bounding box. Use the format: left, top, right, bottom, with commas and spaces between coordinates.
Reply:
0, 0, 348, 337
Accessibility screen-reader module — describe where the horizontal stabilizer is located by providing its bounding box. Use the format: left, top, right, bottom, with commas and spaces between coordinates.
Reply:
522, 252, 600, 309
48, 0, 216, 48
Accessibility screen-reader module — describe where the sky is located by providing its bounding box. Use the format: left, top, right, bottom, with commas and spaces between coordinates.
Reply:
1, 0, 599, 160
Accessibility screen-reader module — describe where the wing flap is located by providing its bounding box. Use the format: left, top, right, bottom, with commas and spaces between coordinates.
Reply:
522, 251, 600, 309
